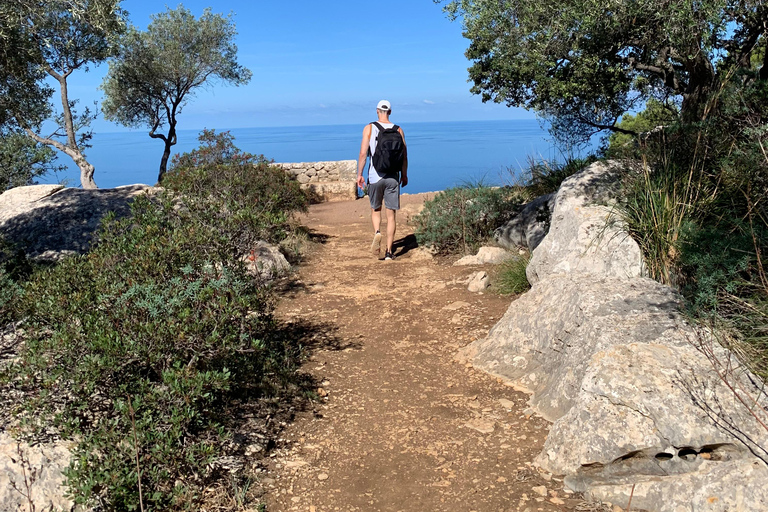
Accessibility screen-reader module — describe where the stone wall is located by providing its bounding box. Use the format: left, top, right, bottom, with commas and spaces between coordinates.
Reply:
275, 160, 358, 203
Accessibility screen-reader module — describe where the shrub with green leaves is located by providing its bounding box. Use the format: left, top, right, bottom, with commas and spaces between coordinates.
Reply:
613, 72, 768, 379
4, 193, 302, 510
414, 185, 523, 255
1, 129, 65, 190
164, 129, 309, 249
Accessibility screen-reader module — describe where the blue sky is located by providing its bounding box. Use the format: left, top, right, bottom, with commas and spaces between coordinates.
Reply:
67, 0, 534, 132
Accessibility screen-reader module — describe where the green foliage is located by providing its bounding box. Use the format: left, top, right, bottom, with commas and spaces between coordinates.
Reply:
439, 0, 768, 142
1, 134, 309, 510
414, 184, 524, 255
494, 253, 531, 295
520, 156, 596, 198
0, 130, 64, 190
164, 130, 308, 249
614, 69, 768, 377
102, 6, 251, 181
606, 100, 680, 159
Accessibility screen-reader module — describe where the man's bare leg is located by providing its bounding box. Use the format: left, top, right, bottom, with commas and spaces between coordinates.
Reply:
371, 207, 383, 257
385, 208, 396, 254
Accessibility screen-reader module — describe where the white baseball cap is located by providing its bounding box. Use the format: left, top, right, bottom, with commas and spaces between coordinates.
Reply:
376, 100, 391, 111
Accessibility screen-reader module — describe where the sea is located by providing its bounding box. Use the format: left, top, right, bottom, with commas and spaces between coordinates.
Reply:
42, 119, 589, 194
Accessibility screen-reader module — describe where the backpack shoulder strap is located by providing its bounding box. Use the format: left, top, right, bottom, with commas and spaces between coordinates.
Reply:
392, 125, 400, 131
371, 122, 384, 131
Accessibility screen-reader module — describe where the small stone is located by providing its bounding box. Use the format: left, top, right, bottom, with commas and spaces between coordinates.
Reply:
532, 485, 547, 497
498, 398, 515, 410
550, 497, 565, 505
317, 473, 329, 481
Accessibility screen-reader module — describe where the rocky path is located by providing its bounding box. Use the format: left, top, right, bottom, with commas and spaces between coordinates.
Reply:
264, 195, 585, 512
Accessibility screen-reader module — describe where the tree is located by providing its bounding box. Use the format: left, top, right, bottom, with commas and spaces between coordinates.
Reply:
439, 0, 768, 142
0, 0, 126, 189
102, 6, 252, 183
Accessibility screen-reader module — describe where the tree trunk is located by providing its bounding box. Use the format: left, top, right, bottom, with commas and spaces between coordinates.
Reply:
158, 140, 173, 184
156, 123, 177, 184
77, 155, 98, 189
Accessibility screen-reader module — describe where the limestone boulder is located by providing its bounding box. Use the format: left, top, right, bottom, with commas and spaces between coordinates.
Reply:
464, 159, 768, 509
526, 161, 644, 284
465, 274, 688, 421
467, 271, 489, 292
243, 241, 291, 281
586, 458, 768, 512
494, 192, 555, 251
538, 342, 767, 476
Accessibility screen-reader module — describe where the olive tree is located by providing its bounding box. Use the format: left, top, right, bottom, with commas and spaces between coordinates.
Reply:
439, 0, 768, 141
102, 6, 252, 183
0, 0, 126, 189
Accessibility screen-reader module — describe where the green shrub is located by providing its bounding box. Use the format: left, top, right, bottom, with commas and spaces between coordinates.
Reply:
4, 194, 301, 510
494, 253, 531, 295
414, 185, 524, 255
164, 129, 309, 248
1, 131, 312, 510
605, 100, 680, 159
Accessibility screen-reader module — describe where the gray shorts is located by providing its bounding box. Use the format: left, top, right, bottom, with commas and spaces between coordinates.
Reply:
368, 177, 400, 210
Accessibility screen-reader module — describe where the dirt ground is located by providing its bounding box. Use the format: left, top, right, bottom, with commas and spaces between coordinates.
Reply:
262, 194, 591, 512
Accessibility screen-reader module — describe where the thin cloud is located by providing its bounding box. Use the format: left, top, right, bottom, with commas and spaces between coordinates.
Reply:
423, 99, 435, 105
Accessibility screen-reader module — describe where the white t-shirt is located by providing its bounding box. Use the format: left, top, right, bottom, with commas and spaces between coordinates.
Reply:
368, 122, 395, 184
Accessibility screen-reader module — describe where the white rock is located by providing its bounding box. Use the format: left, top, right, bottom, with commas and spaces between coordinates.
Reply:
454, 246, 515, 266
467, 271, 490, 292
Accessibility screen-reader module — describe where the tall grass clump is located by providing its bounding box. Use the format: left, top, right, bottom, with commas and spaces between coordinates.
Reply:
494, 252, 531, 295
1, 131, 310, 510
413, 183, 524, 255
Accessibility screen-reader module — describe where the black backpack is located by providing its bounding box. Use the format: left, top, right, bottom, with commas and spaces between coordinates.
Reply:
371, 122, 405, 176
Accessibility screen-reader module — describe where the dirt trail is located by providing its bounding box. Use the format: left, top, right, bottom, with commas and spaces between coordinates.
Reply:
264, 195, 583, 512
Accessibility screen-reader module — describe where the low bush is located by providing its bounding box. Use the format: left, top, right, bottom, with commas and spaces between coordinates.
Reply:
1, 132, 311, 510
164, 129, 309, 250
413, 184, 524, 255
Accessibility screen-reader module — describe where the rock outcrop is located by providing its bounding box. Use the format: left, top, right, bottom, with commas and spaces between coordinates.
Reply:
0, 184, 156, 260
463, 161, 768, 511
494, 192, 555, 251
0, 433, 75, 512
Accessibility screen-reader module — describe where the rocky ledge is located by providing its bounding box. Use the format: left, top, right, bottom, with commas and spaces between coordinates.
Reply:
464, 161, 768, 511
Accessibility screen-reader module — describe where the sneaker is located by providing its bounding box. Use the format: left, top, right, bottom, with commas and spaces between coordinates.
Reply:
384, 250, 395, 261
371, 231, 382, 258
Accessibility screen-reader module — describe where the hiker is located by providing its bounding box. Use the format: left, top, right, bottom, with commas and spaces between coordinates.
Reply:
357, 99, 409, 260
